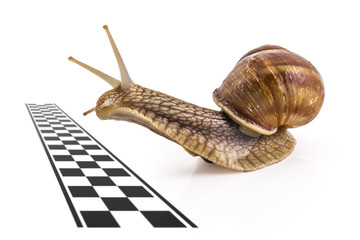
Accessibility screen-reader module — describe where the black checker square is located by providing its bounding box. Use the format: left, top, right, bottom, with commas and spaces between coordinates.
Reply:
62, 140, 79, 145
77, 161, 100, 168
63, 124, 77, 127
60, 168, 84, 177
53, 155, 74, 161
53, 127, 66, 130
38, 124, 51, 127
141, 211, 186, 228
48, 121, 61, 125
69, 130, 83, 133
57, 133, 72, 137
119, 186, 152, 198
91, 155, 113, 162
82, 145, 101, 150
87, 176, 116, 186
69, 150, 88, 155
103, 168, 130, 176
44, 136, 60, 141
41, 130, 55, 133
81, 211, 119, 228
102, 197, 138, 211
75, 136, 91, 141
69, 186, 99, 197
48, 144, 66, 150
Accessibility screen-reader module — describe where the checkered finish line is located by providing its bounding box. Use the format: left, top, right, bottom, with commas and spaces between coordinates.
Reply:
26, 103, 197, 228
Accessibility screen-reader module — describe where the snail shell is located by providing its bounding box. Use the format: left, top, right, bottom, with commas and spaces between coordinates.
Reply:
213, 45, 325, 135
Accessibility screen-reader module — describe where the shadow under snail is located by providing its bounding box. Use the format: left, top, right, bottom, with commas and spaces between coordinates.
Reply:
68, 25, 325, 172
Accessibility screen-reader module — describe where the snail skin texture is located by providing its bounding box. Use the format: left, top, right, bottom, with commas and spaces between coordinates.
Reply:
69, 26, 325, 172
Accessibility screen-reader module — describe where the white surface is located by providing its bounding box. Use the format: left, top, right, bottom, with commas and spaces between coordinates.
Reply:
1, 0, 359, 239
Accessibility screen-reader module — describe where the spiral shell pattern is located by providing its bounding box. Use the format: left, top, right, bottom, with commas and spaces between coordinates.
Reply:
213, 45, 325, 135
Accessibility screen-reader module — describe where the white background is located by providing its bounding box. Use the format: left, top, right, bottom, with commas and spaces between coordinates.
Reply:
1, 0, 359, 239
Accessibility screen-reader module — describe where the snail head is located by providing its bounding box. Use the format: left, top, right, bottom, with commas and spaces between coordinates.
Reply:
68, 25, 133, 118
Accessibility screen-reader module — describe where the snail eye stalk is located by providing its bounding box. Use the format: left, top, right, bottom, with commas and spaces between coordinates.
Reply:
103, 25, 133, 90
83, 107, 96, 116
68, 56, 120, 88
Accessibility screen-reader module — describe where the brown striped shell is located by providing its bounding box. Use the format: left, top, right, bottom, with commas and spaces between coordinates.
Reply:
213, 45, 325, 135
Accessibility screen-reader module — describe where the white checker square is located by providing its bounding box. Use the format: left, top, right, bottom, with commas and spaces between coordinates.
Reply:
48, 149, 69, 155
70, 131, 86, 135
93, 186, 126, 198
54, 130, 69, 134
72, 198, 108, 211
62, 176, 91, 186
76, 140, 92, 145
64, 126, 78, 130
129, 197, 169, 211
59, 136, 76, 141
86, 149, 109, 156
82, 168, 107, 177
112, 211, 153, 228
38, 127, 52, 130
72, 155, 94, 162
55, 161, 79, 169
44, 140, 63, 145
97, 161, 124, 169
41, 132, 58, 136
110, 176, 141, 186
48, 121, 60, 124
66, 144, 84, 150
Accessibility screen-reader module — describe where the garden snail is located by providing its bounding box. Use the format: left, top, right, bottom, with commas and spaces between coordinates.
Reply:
68, 25, 325, 171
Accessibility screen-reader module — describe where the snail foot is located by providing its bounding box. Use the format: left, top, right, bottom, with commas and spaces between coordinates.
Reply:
201, 157, 214, 164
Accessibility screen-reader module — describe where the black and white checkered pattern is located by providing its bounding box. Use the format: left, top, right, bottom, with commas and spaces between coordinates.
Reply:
26, 103, 197, 228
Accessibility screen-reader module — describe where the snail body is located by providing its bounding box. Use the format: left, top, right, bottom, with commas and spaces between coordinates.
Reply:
69, 26, 324, 171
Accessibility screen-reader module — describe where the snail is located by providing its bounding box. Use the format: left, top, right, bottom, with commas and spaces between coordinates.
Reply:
68, 26, 324, 171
